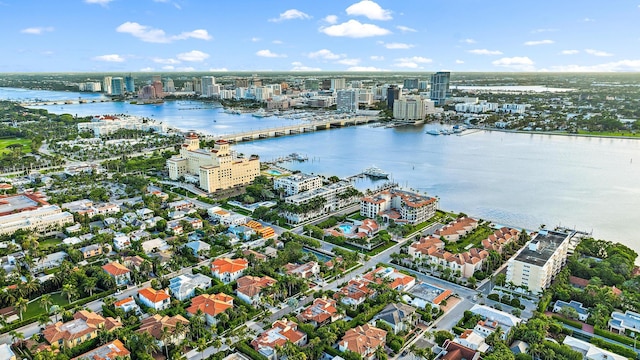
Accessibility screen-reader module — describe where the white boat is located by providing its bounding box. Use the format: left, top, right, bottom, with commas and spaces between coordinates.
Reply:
363, 166, 389, 179
289, 153, 308, 161
426, 129, 441, 135
252, 109, 269, 118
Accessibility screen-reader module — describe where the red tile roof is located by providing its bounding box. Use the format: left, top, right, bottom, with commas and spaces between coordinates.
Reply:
138, 288, 170, 304
186, 293, 233, 317
102, 262, 130, 276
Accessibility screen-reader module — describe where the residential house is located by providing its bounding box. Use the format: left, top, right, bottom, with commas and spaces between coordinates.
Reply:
481, 227, 520, 253
608, 310, 640, 334
228, 225, 255, 241
338, 324, 387, 360
114, 297, 140, 314
141, 238, 170, 254
184, 240, 211, 258
562, 335, 628, 360
123, 255, 146, 271
136, 208, 154, 220
79, 244, 103, 259
102, 262, 131, 286
138, 288, 171, 311
138, 314, 190, 346
453, 330, 489, 352
553, 300, 589, 322
113, 234, 131, 251
434, 217, 478, 242
186, 293, 234, 326
236, 275, 277, 305
211, 258, 249, 283
284, 261, 320, 279
469, 304, 522, 340
70, 339, 130, 360
298, 298, 341, 327
245, 220, 276, 239
243, 249, 267, 262
373, 303, 417, 334
168, 273, 212, 301
0, 344, 16, 360
32, 251, 68, 273
43, 310, 121, 349
363, 267, 416, 291
167, 200, 193, 211
438, 340, 481, 360
408, 236, 445, 260
252, 320, 307, 360
335, 278, 375, 307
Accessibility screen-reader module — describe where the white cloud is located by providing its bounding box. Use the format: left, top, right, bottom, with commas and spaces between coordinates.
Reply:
524, 39, 554, 46
272, 40, 283, 44
347, 66, 387, 71
396, 25, 417, 33
209, 68, 229, 72
20, 26, 54, 35
583, 17, 595, 22
336, 58, 361, 66
397, 56, 432, 63
84, 0, 112, 5
176, 50, 210, 62
492, 56, 535, 71
152, 57, 181, 64
320, 20, 391, 38
383, 42, 414, 49
460, 38, 476, 44
560, 50, 579, 55
290, 62, 321, 71
177, 67, 196, 71
140, 67, 154, 72
92, 54, 125, 62
345, 0, 392, 20
468, 49, 503, 55
324, 15, 338, 24
116, 22, 212, 43
585, 48, 613, 57
256, 49, 287, 58
455, 59, 465, 64
269, 9, 311, 22
548, 60, 640, 72
162, 65, 175, 70
531, 28, 557, 33
394, 62, 421, 68
307, 49, 342, 60
251, 37, 261, 42
370, 55, 384, 61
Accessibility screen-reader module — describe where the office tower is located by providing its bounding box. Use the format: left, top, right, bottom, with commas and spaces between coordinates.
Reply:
103, 76, 112, 94
304, 79, 319, 91
202, 76, 216, 97
430, 71, 451, 106
403, 78, 419, 90
418, 80, 429, 91
125, 74, 135, 93
386, 85, 400, 109
111, 77, 124, 96
331, 78, 346, 90
337, 90, 358, 113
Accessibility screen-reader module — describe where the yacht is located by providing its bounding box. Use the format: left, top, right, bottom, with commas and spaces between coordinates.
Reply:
426, 129, 441, 135
363, 166, 390, 179
252, 109, 269, 118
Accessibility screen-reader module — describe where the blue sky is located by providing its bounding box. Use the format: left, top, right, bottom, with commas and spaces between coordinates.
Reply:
3, 0, 640, 72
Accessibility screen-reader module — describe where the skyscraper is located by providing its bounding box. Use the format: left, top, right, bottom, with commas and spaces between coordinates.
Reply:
111, 77, 124, 96
337, 89, 358, 113
103, 76, 112, 95
331, 78, 346, 90
304, 79, 319, 91
403, 78, 419, 90
387, 85, 400, 109
202, 76, 216, 97
430, 72, 451, 106
125, 74, 135, 93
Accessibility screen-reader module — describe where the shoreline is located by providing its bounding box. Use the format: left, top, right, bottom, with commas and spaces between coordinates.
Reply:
473, 127, 640, 140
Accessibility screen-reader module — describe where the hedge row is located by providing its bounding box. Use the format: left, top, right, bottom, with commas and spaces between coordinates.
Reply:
593, 328, 637, 347
236, 341, 268, 360
590, 337, 638, 359
552, 315, 583, 329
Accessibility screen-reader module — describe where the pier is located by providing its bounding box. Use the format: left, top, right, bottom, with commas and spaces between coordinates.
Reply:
204, 116, 379, 143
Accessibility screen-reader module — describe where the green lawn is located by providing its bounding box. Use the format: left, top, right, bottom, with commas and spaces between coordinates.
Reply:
445, 224, 494, 253
38, 237, 62, 252
23, 293, 68, 320
577, 130, 640, 138
0, 138, 32, 154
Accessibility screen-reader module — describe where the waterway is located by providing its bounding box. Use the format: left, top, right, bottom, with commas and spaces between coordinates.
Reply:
2, 87, 639, 258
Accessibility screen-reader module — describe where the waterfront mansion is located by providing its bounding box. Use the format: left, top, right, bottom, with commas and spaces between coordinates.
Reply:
167, 134, 260, 193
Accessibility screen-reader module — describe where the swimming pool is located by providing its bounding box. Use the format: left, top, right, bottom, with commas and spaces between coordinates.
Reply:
302, 248, 333, 263
266, 169, 282, 176
338, 224, 354, 234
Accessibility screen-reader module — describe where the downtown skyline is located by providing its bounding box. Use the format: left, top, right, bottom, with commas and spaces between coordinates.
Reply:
3, 0, 640, 73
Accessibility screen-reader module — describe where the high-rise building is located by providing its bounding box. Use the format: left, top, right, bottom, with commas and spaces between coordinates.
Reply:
152, 79, 163, 99
403, 79, 419, 90
164, 78, 175, 93
386, 86, 400, 109
103, 76, 112, 95
235, 78, 249, 88
418, 81, 429, 91
331, 78, 346, 90
304, 79, 319, 91
111, 77, 124, 96
393, 97, 435, 121
202, 76, 216, 97
321, 79, 332, 90
125, 75, 135, 93
138, 85, 157, 100
430, 72, 451, 106
192, 77, 202, 94
337, 90, 358, 113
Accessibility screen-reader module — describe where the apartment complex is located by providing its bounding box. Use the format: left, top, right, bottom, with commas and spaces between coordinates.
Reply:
167, 134, 260, 193
273, 173, 323, 197
360, 188, 438, 225
392, 96, 435, 121
506, 229, 574, 293
0, 205, 73, 236
429, 71, 451, 106
282, 181, 358, 224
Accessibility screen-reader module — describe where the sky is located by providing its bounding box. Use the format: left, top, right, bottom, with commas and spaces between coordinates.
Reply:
3, 0, 640, 73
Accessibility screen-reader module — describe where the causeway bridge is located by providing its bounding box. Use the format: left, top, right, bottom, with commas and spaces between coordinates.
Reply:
20, 99, 113, 106
204, 116, 380, 143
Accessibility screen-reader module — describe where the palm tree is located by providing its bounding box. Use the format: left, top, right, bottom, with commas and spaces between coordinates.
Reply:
83, 278, 98, 297
40, 294, 53, 314
8, 329, 24, 345
15, 297, 28, 321
61, 283, 78, 304
160, 326, 172, 360
196, 337, 208, 360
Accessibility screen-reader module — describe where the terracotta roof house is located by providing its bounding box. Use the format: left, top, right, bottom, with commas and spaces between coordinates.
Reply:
363, 267, 416, 291
243, 249, 267, 262
284, 261, 320, 279
408, 236, 445, 259
338, 324, 387, 360
138, 288, 171, 311
236, 276, 277, 305
298, 298, 341, 327
335, 278, 375, 307
186, 293, 234, 326
71, 339, 130, 360
434, 217, 478, 242
113, 297, 140, 314
102, 262, 131, 286
439, 340, 481, 360
211, 258, 249, 283
43, 311, 121, 349
251, 320, 307, 360
123, 255, 146, 271
138, 314, 189, 346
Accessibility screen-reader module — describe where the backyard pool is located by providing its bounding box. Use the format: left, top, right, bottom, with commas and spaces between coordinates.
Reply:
266, 169, 282, 176
338, 224, 354, 234
302, 248, 333, 263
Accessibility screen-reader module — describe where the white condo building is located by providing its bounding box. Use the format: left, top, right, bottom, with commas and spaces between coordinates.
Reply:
202, 76, 216, 97
393, 97, 436, 121
274, 174, 323, 197
0, 205, 74, 236
360, 188, 438, 225
167, 134, 260, 193
506, 229, 574, 294
282, 181, 358, 224
103, 76, 112, 95
337, 90, 358, 113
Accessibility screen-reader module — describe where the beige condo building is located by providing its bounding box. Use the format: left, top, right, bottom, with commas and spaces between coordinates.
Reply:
167, 134, 260, 193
